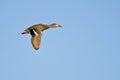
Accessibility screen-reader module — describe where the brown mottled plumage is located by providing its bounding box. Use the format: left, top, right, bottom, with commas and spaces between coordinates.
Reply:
21, 23, 62, 50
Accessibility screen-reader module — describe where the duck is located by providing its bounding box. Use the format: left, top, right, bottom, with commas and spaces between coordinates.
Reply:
21, 23, 62, 50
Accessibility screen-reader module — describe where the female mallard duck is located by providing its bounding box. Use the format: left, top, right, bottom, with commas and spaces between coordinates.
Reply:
21, 23, 62, 50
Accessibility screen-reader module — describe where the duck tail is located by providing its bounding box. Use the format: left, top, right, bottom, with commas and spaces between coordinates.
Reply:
21, 30, 29, 34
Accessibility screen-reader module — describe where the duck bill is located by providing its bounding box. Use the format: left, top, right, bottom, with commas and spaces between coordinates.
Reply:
59, 25, 62, 27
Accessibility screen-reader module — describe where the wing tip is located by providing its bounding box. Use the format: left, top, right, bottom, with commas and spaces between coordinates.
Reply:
34, 47, 39, 50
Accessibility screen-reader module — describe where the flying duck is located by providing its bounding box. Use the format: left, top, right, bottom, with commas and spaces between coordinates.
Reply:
21, 23, 62, 50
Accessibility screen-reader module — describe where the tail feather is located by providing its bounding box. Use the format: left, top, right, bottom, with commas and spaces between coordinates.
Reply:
21, 30, 29, 34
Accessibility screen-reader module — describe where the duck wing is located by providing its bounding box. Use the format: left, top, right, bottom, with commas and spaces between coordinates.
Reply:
30, 30, 42, 50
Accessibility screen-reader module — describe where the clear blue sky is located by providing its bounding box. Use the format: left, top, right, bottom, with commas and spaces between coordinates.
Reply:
0, 0, 120, 80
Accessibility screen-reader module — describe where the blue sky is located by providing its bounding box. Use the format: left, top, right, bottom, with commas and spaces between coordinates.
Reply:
0, 0, 120, 80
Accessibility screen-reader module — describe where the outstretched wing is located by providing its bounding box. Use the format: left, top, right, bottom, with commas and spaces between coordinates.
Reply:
31, 30, 42, 50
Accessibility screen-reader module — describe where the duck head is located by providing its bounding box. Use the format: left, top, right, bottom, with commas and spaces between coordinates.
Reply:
49, 23, 62, 28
